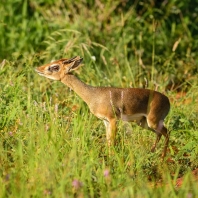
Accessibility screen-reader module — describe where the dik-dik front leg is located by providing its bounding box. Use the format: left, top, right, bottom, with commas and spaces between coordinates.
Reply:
103, 119, 117, 146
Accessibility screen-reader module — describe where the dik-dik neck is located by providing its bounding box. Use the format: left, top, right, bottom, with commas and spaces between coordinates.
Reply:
61, 74, 95, 105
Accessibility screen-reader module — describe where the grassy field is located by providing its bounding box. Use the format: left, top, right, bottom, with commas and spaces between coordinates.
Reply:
0, 0, 198, 197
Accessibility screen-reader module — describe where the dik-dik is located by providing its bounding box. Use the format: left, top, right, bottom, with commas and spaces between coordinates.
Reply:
35, 56, 170, 158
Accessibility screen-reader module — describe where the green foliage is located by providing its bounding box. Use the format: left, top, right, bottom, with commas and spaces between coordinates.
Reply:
0, 0, 198, 197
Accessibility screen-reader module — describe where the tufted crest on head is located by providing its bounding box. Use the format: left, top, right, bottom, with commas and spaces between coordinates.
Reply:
35, 56, 83, 80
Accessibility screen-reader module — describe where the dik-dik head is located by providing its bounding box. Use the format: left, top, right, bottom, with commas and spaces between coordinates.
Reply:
35, 56, 83, 80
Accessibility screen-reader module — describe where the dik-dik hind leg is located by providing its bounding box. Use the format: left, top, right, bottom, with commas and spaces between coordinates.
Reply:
138, 117, 163, 153
151, 133, 162, 152
152, 125, 169, 159
103, 118, 117, 146
147, 118, 169, 158
160, 126, 169, 158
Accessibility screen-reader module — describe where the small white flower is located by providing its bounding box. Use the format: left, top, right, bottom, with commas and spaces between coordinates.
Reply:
91, 56, 96, 61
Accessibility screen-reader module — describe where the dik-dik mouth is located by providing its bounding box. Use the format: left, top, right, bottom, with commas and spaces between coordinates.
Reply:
35, 68, 44, 75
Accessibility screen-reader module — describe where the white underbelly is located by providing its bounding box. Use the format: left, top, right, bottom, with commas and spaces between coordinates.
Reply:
121, 113, 147, 122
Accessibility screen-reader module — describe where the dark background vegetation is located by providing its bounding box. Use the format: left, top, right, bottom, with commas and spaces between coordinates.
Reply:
1, 0, 198, 88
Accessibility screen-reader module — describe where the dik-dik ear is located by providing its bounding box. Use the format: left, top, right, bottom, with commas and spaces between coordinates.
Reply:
63, 57, 83, 73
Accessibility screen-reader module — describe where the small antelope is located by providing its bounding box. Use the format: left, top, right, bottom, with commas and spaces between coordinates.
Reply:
35, 56, 170, 158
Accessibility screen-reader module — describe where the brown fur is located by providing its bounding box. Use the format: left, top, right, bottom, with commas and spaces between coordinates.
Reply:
35, 56, 170, 158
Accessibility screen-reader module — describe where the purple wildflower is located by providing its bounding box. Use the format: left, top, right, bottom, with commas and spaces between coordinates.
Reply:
72, 179, 83, 190
104, 169, 110, 178
9, 132, 13, 136
187, 193, 193, 198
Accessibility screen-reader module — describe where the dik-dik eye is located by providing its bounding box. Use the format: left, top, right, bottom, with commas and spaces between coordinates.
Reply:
48, 65, 60, 72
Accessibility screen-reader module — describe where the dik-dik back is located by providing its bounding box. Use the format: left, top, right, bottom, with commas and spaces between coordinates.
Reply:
94, 87, 169, 115
35, 56, 170, 158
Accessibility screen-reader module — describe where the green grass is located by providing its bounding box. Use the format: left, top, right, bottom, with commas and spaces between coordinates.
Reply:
0, 0, 198, 197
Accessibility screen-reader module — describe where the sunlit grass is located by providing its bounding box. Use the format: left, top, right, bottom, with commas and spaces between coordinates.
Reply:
0, 55, 197, 197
